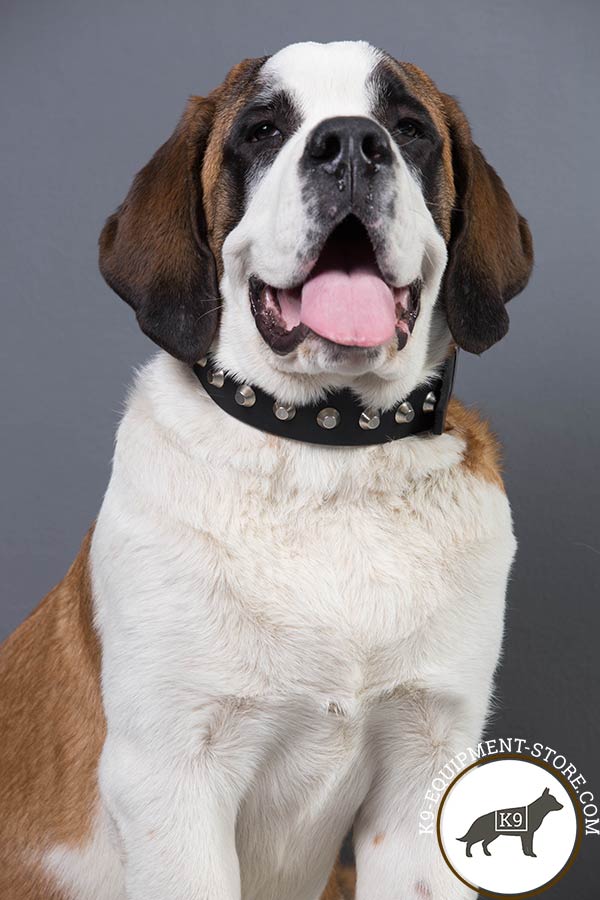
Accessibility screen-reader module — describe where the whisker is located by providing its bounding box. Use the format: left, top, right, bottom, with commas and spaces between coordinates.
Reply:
196, 302, 224, 322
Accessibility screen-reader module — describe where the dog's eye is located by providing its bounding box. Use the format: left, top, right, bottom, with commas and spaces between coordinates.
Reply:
394, 119, 424, 144
247, 121, 282, 143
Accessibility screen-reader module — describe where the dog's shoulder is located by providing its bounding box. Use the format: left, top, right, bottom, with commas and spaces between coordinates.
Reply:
445, 397, 505, 491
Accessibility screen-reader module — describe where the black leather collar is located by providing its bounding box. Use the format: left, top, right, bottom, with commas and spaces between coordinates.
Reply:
192, 350, 457, 447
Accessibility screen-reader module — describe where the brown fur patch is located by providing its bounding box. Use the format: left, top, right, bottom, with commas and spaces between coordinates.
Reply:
322, 858, 357, 899
0, 530, 105, 898
372, 832, 385, 846
446, 397, 505, 489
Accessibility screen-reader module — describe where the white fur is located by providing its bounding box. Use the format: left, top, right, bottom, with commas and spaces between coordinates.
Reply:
43, 41, 515, 900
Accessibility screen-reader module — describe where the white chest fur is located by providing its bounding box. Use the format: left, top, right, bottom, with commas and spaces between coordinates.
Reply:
84, 354, 515, 900
93, 355, 513, 700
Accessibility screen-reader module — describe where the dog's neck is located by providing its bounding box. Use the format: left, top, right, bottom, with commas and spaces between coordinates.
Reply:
118, 353, 468, 522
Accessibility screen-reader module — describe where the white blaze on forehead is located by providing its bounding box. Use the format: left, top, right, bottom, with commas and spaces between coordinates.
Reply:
262, 40, 382, 121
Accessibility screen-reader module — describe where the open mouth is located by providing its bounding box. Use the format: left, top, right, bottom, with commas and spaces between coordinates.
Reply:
249, 215, 422, 355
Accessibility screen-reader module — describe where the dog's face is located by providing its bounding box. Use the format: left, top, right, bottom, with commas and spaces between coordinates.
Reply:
100, 41, 533, 406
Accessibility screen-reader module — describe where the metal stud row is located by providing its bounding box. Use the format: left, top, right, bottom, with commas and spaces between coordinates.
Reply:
201, 367, 438, 430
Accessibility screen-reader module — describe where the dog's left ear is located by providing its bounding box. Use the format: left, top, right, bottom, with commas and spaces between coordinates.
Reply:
439, 93, 534, 354
99, 96, 219, 364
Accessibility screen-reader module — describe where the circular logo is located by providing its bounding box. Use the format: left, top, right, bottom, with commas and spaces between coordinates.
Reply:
437, 755, 582, 897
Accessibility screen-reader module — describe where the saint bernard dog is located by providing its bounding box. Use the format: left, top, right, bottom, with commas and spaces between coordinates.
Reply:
0, 40, 533, 900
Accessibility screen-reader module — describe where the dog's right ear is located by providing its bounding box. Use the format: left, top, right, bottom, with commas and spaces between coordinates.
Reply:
99, 96, 219, 364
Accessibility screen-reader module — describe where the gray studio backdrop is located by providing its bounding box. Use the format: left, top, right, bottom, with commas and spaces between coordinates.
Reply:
1, 0, 599, 896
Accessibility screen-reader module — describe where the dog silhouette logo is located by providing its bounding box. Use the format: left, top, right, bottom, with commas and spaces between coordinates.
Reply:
457, 786, 563, 858
436, 755, 583, 897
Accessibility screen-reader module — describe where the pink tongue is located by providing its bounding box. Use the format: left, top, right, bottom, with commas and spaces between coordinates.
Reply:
297, 244, 396, 348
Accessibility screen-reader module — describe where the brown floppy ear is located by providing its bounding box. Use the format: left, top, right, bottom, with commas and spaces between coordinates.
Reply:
439, 93, 533, 354
99, 96, 219, 364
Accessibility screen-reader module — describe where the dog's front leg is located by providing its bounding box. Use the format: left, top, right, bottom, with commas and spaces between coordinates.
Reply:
353, 689, 482, 900
99, 736, 241, 900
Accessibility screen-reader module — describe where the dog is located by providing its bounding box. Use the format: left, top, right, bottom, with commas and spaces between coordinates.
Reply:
458, 787, 564, 858
0, 40, 532, 900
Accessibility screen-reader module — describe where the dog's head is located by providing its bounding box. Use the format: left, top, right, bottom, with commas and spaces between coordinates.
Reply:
99, 41, 533, 406
539, 787, 564, 813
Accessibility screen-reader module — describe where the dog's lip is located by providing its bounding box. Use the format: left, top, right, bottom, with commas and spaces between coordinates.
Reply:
249, 215, 422, 355
249, 276, 310, 355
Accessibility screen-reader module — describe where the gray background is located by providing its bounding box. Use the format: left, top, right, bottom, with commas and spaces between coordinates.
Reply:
1, 0, 598, 895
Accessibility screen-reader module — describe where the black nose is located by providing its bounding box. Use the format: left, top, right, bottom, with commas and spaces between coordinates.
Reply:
305, 116, 392, 178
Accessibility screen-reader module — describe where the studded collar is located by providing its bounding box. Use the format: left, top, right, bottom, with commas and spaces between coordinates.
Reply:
192, 350, 457, 447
